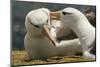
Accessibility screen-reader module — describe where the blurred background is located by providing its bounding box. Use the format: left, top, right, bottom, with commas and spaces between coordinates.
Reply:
11, 0, 96, 50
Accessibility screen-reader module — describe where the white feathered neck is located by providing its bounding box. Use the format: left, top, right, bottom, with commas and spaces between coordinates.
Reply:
61, 7, 95, 47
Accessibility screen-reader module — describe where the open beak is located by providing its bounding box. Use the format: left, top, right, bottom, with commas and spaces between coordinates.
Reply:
50, 11, 61, 20
43, 25, 56, 46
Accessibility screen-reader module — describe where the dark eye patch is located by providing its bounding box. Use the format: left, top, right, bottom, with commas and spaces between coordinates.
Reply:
46, 19, 48, 23
44, 19, 49, 25
29, 20, 40, 28
62, 12, 72, 15
34, 25, 40, 28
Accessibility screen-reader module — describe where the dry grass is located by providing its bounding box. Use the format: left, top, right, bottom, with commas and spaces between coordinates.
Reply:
12, 50, 95, 66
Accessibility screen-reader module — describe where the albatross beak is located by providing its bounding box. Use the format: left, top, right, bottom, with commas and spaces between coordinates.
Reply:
50, 12, 60, 20
43, 25, 56, 46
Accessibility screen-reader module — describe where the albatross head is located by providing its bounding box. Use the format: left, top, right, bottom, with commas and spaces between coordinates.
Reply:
50, 7, 88, 26
27, 8, 50, 27
26, 8, 56, 46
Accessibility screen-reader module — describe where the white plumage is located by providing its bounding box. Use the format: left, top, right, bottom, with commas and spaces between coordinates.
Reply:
60, 7, 95, 59
24, 8, 82, 59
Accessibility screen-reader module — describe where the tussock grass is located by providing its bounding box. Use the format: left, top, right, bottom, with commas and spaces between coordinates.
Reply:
12, 50, 95, 66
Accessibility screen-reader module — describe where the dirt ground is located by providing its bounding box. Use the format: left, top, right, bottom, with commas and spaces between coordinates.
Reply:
11, 50, 95, 66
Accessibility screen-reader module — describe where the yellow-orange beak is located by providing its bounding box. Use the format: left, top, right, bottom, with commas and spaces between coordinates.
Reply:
42, 11, 61, 46
50, 11, 60, 20
43, 25, 56, 46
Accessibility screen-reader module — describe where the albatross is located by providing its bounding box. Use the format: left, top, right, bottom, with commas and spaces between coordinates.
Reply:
24, 8, 82, 60
52, 7, 96, 59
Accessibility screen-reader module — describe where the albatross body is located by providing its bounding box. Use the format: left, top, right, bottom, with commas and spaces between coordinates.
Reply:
24, 8, 55, 59
24, 8, 82, 59
59, 7, 95, 59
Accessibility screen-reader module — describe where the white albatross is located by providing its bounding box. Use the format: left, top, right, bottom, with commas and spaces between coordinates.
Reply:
24, 8, 82, 60
53, 7, 95, 59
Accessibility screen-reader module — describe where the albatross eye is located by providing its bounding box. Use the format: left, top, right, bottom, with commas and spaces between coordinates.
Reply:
34, 19, 49, 28
29, 20, 40, 28
46, 19, 48, 24
62, 12, 72, 15
34, 25, 40, 28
